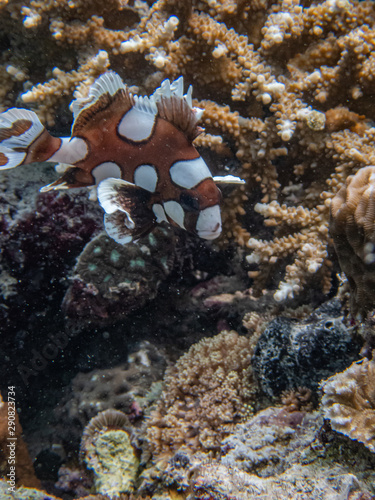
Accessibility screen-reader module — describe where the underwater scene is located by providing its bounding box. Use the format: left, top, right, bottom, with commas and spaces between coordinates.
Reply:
2, 0, 375, 498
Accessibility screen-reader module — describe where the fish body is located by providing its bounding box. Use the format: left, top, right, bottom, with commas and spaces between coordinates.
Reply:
0, 72, 241, 244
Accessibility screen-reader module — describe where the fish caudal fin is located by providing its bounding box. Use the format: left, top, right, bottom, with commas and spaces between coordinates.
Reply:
0, 108, 62, 169
98, 177, 156, 244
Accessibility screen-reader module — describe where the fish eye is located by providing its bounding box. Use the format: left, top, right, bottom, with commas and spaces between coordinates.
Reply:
180, 192, 200, 212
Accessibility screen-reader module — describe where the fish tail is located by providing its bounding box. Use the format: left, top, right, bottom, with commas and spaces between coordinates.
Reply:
0, 108, 62, 169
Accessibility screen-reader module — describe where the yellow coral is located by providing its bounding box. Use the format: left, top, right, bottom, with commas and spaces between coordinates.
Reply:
81, 410, 139, 497
146, 331, 256, 459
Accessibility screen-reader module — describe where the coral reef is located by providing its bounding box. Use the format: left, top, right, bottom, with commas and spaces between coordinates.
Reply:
330, 166, 375, 318
321, 355, 375, 453
252, 299, 361, 398
2, 0, 375, 299
146, 330, 256, 459
4, 0, 375, 499
81, 410, 139, 497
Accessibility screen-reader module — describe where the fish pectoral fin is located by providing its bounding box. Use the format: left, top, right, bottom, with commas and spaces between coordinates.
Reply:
104, 212, 155, 244
98, 178, 156, 244
213, 175, 246, 184
40, 166, 95, 191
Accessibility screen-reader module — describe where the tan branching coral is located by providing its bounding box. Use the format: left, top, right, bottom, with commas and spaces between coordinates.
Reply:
146, 330, 256, 459
2, 0, 375, 299
330, 166, 375, 317
321, 356, 375, 452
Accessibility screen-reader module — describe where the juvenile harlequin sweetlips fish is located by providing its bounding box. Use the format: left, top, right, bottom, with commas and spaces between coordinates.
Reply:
0, 72, 244, 244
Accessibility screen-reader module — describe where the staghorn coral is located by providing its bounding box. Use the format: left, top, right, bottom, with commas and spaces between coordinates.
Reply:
321, 355, 375, 453
330, 165, 375, 318
146, 330, 256, 460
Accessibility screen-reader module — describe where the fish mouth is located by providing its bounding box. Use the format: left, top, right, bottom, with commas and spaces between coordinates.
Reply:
196, 205, 222, 240
198, 223, 222, 240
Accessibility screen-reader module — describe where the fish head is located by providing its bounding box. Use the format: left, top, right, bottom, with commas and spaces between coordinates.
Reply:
155, 155, 222, 240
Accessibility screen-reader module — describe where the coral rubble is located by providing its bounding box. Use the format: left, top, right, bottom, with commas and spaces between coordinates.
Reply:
221, 406, 322, 476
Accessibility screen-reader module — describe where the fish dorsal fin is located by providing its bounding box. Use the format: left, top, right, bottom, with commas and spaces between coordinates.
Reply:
71, 71, 135, 136
72, 71, 127, 120
153, 77, 203, 141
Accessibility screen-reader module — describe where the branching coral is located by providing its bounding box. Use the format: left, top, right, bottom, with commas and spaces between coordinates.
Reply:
146, 330, 256, 460
2, 0, 375, 300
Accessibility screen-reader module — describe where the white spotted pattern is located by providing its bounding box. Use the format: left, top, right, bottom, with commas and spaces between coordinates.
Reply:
164, 200, 185, 229
92, 162, 122, 184
196, 205, 221, 240
49, 137, 88, 164
134, 164, 158, 192
118, 107, 156, 142
170, 157, 212, 189
152, 203, 168, 223
0, 108, 44, 169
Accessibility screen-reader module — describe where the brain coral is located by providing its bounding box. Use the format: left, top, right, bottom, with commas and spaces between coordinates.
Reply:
146, 330, 256, 459
321, 356, 375, 452
55, 341, 166, 445
330, 166, 375, 318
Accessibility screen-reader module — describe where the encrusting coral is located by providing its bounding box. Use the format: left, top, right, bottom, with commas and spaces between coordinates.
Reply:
146, 330, 256, 460
3, 0, 375, 300
330, 166, 375, 318
63, 228, 177, 326
321, 355, 375, 453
